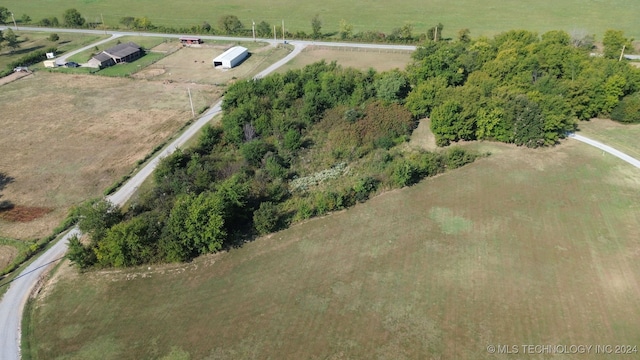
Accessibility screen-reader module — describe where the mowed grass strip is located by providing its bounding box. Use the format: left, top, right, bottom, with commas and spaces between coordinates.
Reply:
27, 140, 640, 359
4, 0, 640, 38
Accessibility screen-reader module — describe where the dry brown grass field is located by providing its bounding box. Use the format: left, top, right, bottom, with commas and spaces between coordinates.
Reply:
0, 72, 219, 241
25, 138, 640, 359
133, 43, 290, 84
277, 46, 413, 73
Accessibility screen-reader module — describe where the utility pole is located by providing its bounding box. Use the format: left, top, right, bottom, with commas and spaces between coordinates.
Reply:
282, 20, 285, 43
434, 25, 438, 42
619, 45, 626, 62
101, 13, 106, 35
10, 12, 17, 30
252, 20, 256, 41
274, 25, 277, 42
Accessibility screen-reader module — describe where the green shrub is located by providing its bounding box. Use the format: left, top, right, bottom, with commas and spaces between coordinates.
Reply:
611, 93, 640, 123
253, 201, 280, 235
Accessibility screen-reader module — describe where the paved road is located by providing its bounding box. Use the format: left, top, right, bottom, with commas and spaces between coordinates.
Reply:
568, 133, 640, 169
0, 39, 306, 360
0, 26, 417, 52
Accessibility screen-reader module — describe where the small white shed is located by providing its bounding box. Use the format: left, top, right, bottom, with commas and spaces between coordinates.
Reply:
43, 60, 58, 68
212, 46, 248, 69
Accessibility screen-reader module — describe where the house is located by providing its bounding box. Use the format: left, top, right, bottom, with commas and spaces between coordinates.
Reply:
88, 42, 143, 69
180, 37, 203, 45
212, 46, 248, 69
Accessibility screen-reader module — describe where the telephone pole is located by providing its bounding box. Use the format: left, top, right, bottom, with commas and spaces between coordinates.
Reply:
273, 25, 277, 42
619, 45, 626, 62
10, 12, 17, 30
282, 20, 285, 43
252, 20, 256, 41
101, 13, 106, 35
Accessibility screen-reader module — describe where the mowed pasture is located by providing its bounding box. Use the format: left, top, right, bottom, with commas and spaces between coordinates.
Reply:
4, 0, 640, 39
277, 46, 413, 73
26, 140, 640, 359
0, 72, 219, 241
577, 119, 640, 161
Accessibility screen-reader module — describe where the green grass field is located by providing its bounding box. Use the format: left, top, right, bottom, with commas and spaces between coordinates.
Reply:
4, 0, 640, 39
577, 119, 640, 160
0, 32, 106, 69
25, 140, 640, 359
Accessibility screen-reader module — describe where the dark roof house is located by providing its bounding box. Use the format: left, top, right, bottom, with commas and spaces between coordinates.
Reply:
88, 42, 143, 69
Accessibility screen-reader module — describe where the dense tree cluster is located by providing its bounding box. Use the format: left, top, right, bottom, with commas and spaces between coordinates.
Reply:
69, 62, 479, 269
404, 29, 640, 146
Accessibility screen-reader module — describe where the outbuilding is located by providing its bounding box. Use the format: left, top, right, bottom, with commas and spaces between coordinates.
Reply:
43, 60, 58, 68
212, 46, 248, 69
180, 37, 203, 45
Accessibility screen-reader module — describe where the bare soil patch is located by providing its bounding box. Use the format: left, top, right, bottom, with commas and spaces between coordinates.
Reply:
0, 71, 31, 86
0, 206, 53, 222
0, 72, 219, 240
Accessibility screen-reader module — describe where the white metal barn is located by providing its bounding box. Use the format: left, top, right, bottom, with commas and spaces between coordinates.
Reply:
212, 46, 248, 69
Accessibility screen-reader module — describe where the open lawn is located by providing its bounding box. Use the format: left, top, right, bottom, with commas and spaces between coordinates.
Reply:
277, 46, 413, 73
0, 72, 219, 242
0, 31, 107, 70
4, 0, 640, 39
577, 118, 640, 161
25, 139, 640, 359
65, 36, 172, 64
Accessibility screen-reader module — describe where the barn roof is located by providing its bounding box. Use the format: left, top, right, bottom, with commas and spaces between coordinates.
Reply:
104, 42, 142, 59
213, 46, 248, 63
93, 52, 113, 62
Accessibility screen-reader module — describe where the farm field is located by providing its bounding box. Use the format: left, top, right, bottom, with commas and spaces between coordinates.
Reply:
276, 46, 413, 73
24, 139, 640, 359
0, 72, 219, 242
577, 119, 640, 161
3, 0, 640, 39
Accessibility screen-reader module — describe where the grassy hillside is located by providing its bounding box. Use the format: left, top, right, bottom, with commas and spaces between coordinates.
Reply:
25, 140, 640, 359
4, 0, 640, 39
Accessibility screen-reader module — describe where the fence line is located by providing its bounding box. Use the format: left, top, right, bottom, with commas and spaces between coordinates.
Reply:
303, 45, 413, 54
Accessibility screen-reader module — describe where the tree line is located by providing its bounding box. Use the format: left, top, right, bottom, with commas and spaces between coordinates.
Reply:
404, 29, 640, 145
68, 61, 480, 269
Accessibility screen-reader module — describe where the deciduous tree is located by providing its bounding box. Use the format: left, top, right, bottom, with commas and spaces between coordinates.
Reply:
602, 29, 632, 59
311, 14, 322, 39
63, 8, 85, 27
219, 15, 243, 34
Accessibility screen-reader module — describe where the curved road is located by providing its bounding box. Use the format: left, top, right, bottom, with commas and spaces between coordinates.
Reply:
0, 33, 306, 360
568, 133, 640, 169
0, 26, 638, 360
